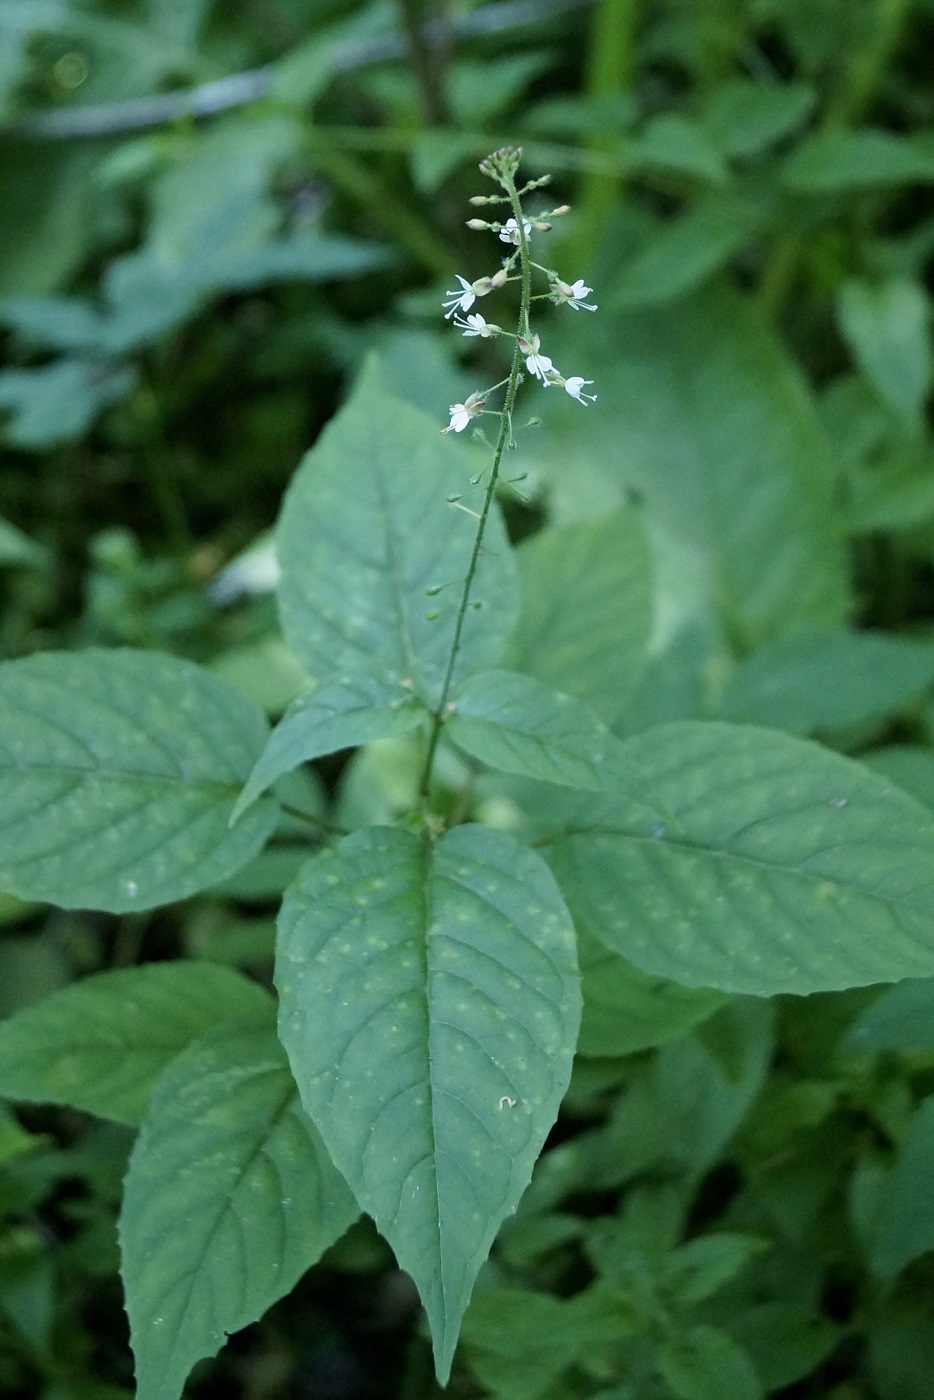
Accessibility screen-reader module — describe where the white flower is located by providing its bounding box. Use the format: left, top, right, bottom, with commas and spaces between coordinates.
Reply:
442, 269, 508, 319
442, 392, 485, 433
498, 217, 533, 246
552, 277, 598, 311
564, 375, 597, 405
518, 332, 554, 384
453, 312, 500, 338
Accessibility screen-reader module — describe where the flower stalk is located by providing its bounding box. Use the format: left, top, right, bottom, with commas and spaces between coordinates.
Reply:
419, 147, 597, 808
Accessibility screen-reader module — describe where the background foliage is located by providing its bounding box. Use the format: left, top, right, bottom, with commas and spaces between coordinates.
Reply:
5, 0, 934, 1396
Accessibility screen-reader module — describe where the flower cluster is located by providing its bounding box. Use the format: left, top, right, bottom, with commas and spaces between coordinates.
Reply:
440, 153, 597, 434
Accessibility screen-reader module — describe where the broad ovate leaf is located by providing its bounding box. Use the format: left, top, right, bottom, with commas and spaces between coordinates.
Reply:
447, 669, 635, 792
0, 649, 277, 912
546, 721, 934, 996
0, 961, 273, 1124
232, 673, 426, 821
121, 1023, 358, 1400
276, 372, 519, 704
276, 824, 581, 1382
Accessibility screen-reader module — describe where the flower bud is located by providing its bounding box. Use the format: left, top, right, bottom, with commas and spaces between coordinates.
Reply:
551, 204, 571, 217
469, 195, 489, 205
490, 268, 508, 288
466, 218, 490, 230
533, 221, 553, 232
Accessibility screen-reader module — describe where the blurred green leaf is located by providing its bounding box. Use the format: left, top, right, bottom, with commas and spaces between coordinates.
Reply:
838, 278, 933, 425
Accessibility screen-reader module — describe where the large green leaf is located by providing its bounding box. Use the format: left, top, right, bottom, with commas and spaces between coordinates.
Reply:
529, 286, 849, 650
447, 669, 634, 792
509, 509, 652, 725
276, 824, 581, 1381
232, 673, 426, 821
545, 721, 934, 996
121, 1024, 358, 1400
0, 649, 277, 912
0, 962, 272, 1125
276, 371, 519, 704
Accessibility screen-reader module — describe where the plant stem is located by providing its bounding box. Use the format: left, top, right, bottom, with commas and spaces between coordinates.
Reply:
418, 174, 531, 804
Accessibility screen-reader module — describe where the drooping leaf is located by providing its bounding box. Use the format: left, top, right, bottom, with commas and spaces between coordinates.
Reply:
276, 370, 519, 704
121, 1024, 358, 1400
446, 669, 635, 792
0, 962, 273, 1125
718, 629, 934, 736
232, 674, 426, 821
509, 508, 652, 724
0, 649, 278, 912
276, 824, 581, 1382
545, 721, 934, 995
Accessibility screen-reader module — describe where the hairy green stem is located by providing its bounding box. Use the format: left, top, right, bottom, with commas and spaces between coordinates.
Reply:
418, 174, 531, 805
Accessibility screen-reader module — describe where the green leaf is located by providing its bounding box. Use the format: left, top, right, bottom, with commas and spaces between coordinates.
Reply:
864, 747, 934, 812
0, 296, 107, 353
121, 1024, 358, 1400
725, 1302, 841, 1391
864, 1094, 934, 1280
0, 962, 273, 1125
658, 1324, 764, 1400
843, 978, 934, 1053
701, 79, 817, 160
536, 287, 849, 650
0, 361, 136, 449
0, 649, 278, 913
276, 824, 581, 1382
838, 279, 933, 425
612, 195, 765, 309
545, 721, 934, 995
510, 508, 652, 724
276, 371, 519, 705
577, 926, 725, 1058
460, 1286, 623, 1400
0, 515, 45, 567
634, 114, 730, 184
447, 669, 634, 792
232, 674, 426, 821
782, 129, 934, 192
590, 1001, 773, 1186
718, 629, 934, 735
664, 1234, 766, 1306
